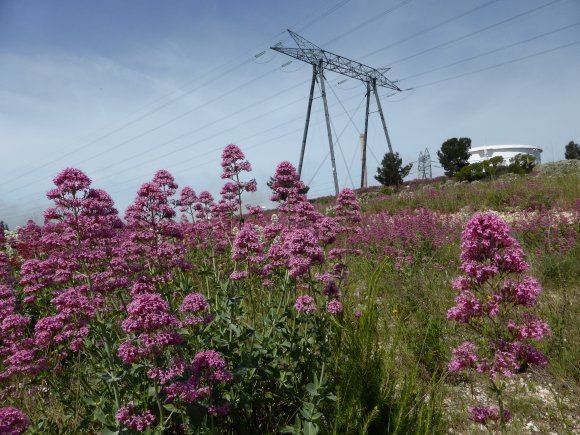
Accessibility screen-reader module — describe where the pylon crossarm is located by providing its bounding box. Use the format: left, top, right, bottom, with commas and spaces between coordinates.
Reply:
272, 32, 401, 91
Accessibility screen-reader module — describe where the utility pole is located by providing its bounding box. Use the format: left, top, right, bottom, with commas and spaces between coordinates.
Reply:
417, 148, 432, 179
271, 30, 401, 196
298, 65, 318, 178
361, 81, 371, 189
318, 60, 339, 195
360, 134, 368, 187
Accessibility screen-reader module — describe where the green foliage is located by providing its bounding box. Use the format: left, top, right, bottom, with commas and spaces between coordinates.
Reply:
329, 261, 446, 434
436, 137, 471, 177
455, 162, 485, 182
375, 152, 413, 188
564, 140, 580, 160
455, 156, 505, 182
509, 153, 536, 174
456, 154, 539, 182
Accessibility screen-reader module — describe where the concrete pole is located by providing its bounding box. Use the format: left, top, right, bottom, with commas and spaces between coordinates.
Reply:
360, 134, 368, 188
361, 81, 371, 188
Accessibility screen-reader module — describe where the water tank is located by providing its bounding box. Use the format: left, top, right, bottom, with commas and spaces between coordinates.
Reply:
468, 144, 542, 164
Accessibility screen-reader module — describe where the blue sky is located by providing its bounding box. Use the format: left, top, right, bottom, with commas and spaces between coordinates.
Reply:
1, 0, 579, 227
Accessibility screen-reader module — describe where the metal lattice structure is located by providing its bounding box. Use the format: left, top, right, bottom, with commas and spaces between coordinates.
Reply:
271, 30, 401, 194
417, 148, 432, 179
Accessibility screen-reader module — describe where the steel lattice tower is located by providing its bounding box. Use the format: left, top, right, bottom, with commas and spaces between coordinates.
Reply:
417, 148, 432, 179
271, 30, 401, 194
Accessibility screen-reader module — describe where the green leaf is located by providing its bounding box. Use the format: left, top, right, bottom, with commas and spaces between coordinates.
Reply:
302, 421, 319, 435
306, 383, 318, 397
93, 408, 109, 426
325, 393, 338, 401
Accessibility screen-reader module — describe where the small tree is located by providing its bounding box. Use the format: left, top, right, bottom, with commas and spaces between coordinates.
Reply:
509, 153, 536, 174
437, 137, 471, 177
456, 156, 507, 183
564, 141, 580, 160
375, 152, 412, 188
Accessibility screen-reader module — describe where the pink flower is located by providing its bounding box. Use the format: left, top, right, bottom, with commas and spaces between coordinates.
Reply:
180, 293, 209, 313
490, 350, 519, 379
501, 276, 542, 307
0, 407, 30, 435
515, 314, 551, 341
208, 402, 231, 416
0, 285, 16, 318
469, 406, 512, 424
335, 188, 362, 227
221, 144, 252, 179
326, 299, 343, 314
116, 401, 156, 431
448, 342, 478, 372
164, 350, 232, 404
269, 161, 307, 203
447, 291, 483, 323
294, 295, 317, 314
232, 224, 263, 262
122, 294, 178, 333
282, 229, 324, 278
179, 293, 211, 326
229, 271, 249, 281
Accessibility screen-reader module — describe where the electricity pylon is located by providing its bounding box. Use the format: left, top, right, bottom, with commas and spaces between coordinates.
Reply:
271, 30, 401, 194
417, 148, 432, 179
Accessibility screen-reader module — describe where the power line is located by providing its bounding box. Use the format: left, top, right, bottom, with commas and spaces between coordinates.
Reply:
1, 0, 355, 187
357, 0, 502, 62
1, 89, 373, 216
385, 0, 566, 67
3, 57, 259, 186
293, 0, 354, 34
91, 82, 307, 174
320, 0, 415, 47
95, 81, 367, 179
88, 98, 370, 197
398, 21, 580, 82
412, 39, 580, 89
4, 2, 578, 219
9, 67, 280, 193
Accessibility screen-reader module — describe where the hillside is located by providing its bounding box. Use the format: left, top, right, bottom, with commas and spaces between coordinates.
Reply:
0, 156, 577, 433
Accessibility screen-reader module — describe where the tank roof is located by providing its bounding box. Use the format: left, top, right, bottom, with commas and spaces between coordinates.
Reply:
469, 144, 542, 153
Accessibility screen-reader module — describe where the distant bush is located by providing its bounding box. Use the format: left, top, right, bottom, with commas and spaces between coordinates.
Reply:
509, 153, 537, 174
456, 154, 537, 182
456, 156, 505, 182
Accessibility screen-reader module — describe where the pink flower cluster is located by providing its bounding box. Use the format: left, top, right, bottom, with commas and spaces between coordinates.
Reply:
180, 292, 212, 326
349, 207, 459, 259
469, 406, 512, 425
118, 293, 183, 364
216, 144, 256, 218
0, 407, 30, 435
294, 295, 317, 314
115, 401, 156, 431
230, 160, 362, 297
448, 213, 551, 423
164, 350, 232, 405
1, 144, 361, 429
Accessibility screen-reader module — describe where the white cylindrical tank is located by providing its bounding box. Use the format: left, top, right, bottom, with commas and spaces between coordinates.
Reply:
468, 144, 542, 164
